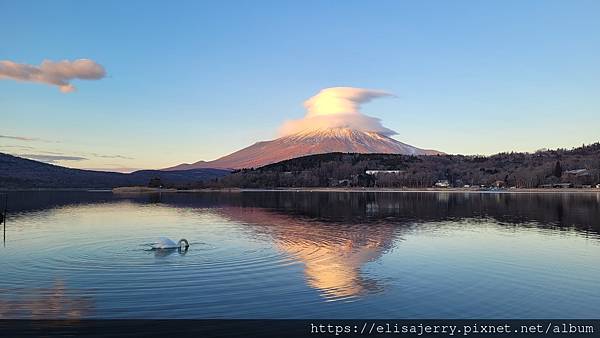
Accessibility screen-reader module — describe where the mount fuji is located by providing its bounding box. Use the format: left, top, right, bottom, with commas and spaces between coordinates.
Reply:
164, 128, 443, 170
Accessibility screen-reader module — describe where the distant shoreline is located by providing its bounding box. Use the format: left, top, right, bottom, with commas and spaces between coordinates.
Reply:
234, 187, 600, 194
2, 187, 599, 194
111, 187, 600, 194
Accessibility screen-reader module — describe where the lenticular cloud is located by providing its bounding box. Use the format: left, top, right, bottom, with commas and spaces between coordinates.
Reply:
279, 87, 397, 136
0, 59, 106, 93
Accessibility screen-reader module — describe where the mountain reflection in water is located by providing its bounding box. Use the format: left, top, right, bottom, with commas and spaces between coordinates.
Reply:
218, 207, 397, 299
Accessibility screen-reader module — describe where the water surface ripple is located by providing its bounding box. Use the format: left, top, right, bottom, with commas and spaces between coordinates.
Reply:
1, 191, 599, 318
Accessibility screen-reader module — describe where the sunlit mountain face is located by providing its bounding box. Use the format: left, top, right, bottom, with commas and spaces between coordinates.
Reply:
165, 127, 443, 170
165, 87, 443, 170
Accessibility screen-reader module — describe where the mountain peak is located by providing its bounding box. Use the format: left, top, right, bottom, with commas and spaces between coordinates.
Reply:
282, 127, 389, 142
164, 127, 443, 171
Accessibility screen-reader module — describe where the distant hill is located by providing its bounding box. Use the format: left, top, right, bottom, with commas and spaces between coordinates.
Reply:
214, 143, 600, 189
164, 127, 443, 170
0, 153, 230, 189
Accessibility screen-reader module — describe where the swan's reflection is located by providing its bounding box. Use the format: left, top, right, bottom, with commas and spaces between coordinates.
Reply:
0, 281, 94, 319
219, 207, 398, 300
153, 246, 189, 258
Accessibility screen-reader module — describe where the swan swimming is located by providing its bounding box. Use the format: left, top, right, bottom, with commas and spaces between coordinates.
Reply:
152, 237, 190, 250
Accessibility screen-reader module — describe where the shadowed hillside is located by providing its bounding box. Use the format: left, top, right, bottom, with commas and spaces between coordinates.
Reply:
0, 153, 230, 189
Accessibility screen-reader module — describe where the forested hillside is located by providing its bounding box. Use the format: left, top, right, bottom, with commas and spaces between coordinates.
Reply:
212, 143, 600, 188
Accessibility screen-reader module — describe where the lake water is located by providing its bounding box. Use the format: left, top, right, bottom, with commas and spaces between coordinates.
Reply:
1, 191, 600, 319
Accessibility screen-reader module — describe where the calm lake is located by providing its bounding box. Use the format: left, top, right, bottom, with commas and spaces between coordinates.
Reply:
1, 191, 600, 319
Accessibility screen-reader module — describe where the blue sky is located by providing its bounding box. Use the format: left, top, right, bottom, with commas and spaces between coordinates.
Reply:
1, 0, 599, 171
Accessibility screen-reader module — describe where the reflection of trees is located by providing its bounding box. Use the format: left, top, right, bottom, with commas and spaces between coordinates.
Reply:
155, 191, 600, 234
0, 281, 94, 319
218, 207, 398, 300
9, 191, 600, 234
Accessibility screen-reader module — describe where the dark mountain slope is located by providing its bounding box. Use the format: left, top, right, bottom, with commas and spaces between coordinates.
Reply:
0, 153, 230, 189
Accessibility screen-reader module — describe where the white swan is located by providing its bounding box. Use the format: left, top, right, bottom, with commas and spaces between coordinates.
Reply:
152, 237, 189, 250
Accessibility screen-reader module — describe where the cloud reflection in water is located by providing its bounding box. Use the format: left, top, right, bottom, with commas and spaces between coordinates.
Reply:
0, 280, 94, 319
218, 207, 399, 300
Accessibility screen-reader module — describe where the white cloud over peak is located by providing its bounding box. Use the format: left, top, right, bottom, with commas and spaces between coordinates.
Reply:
279, 87, 396, 136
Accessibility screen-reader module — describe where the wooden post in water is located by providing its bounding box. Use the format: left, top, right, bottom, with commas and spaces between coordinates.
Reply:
2, 193, 6, 247
2, 193, 6, 224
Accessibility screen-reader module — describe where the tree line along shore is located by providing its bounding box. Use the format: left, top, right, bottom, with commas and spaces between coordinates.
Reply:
153, 143, 600, 190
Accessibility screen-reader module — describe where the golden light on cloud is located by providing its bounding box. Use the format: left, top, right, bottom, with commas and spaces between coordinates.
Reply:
304, 87, 392, 117
279, 87, 396, 136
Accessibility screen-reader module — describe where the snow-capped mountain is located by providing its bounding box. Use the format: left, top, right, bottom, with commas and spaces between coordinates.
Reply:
165, 128, 443, 170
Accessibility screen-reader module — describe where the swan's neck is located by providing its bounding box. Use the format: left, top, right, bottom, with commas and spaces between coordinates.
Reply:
178, 239, 189, 248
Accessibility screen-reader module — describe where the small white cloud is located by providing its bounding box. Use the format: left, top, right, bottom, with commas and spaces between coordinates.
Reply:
279, 87, 396, 136
0, 59, 105, 93
19, 154, 88, 163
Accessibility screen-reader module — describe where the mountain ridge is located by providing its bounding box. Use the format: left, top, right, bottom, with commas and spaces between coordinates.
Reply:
0, 153, 229, 189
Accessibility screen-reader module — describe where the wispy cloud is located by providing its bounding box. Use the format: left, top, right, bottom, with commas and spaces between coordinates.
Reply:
83, 167, 142, 173
90, 153, 134, 160
0, 134, 38, 141
0, 145, 35, 151
0, 59, 105, 93
279, 87, 396, 136
1, 146, 134, 163
19, 154, 88, 163
0, 134, 60, 144
0, 135, 132, 160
